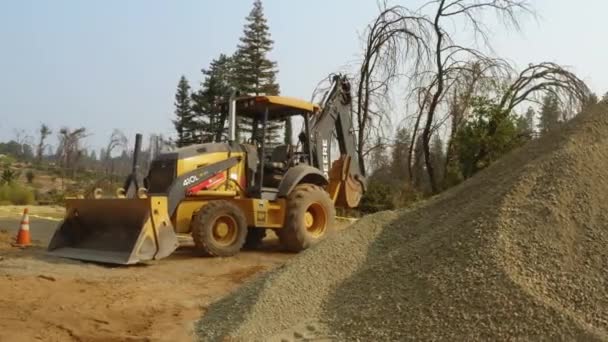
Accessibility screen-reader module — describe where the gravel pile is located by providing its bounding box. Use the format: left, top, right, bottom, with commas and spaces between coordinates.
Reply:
197, 108, 608, 341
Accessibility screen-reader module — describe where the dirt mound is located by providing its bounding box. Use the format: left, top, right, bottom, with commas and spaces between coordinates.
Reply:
196, 108, 608, 341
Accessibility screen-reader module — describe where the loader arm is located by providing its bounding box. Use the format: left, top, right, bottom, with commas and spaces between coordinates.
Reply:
307, 75, 366, 208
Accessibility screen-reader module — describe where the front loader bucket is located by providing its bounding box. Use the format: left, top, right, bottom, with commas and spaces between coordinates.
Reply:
47, 196, 179, 265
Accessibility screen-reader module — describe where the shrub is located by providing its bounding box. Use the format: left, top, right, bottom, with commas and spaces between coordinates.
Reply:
0, 183, 35, 205
359, 180, 395, 214
43, 189, 65, 205
0, 155, 16, 168
1, 168, 20, 184
25, 170, 35, 184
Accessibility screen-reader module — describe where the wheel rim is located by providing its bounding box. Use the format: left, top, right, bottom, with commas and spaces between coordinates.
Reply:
304, 202, 327, 238
212, 215, 238, 246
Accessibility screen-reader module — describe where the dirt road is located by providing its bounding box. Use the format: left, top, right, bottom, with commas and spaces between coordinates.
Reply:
0, 218, 58, 245
0, 229, 291, 342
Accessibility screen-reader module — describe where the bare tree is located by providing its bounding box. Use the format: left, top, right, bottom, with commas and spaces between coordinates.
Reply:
465, 62, 591, 168
104, 129, 128, 162
405, 60, 508, 187
13, 128, 34, 158
354, 4, 431, 175
441, 60, 509, 179
398, 0, 533, 193
497, 62, 589, 116
102, 129, 128, 182
57, 127, 87, 177
355, 1, 589, 193
36, 124, 52, 164
147, 134, 174, 159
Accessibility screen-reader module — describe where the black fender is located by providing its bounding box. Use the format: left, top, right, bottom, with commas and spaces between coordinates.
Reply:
277, 164, 328, 198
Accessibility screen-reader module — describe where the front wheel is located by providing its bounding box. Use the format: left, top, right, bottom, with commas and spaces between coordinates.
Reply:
191, 200, 247, 257
277, 184, 336, 252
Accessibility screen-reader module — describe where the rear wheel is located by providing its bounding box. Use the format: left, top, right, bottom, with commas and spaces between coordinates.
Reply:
277, 184, 335, 252
191, 201, 247, 257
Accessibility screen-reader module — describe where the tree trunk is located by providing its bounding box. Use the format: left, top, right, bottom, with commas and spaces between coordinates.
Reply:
422, 0, 446, 194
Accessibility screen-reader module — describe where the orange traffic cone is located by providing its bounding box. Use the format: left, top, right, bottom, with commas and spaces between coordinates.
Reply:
13, 208, 31, 247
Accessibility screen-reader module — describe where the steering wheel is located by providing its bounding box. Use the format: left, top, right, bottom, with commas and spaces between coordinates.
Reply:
284, 139, 310, 168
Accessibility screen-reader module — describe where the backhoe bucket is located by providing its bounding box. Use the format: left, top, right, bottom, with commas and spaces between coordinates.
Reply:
47, 196, 179, 265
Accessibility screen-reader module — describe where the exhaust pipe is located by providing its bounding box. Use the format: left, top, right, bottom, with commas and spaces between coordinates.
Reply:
123, 133, 143, 198
228, 91, 237, 143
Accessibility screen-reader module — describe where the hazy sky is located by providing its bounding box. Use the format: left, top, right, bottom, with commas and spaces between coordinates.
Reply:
1, 0, 606, 151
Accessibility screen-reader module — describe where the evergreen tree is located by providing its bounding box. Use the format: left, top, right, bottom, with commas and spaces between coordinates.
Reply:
601, 92, 608, 106
516, 107, 536, 138
455, 96, 526, 179
430, 134, 445, 186
538, 94, 561, 135
524, 107, 535, 134
412, 135, 428, 192
191, 54, 235, 143
368, 136, 389, 179
99, 148, 106, 162
358, 179, 395, 214
390, 126, 411, 182
172, 76, 196, 147
233, 0, 283, 144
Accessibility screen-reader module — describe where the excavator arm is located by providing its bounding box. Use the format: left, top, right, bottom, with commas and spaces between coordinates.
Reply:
307, 74, 366, 208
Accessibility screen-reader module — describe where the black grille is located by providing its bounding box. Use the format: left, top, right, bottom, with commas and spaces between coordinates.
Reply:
146, 156, 177, 193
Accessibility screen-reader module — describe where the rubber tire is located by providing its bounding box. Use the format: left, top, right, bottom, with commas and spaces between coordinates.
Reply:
191, 200, 247, 257
243, 228, 267, 250
277, 184, 336, 252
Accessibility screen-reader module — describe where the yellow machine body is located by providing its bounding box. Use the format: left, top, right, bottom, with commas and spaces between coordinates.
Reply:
48, 144, 289, 264
171, 149, 287, 232
48, 84, 365, 265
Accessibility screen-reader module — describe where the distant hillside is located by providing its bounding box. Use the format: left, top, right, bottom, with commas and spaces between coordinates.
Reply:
1, 155, 129, 205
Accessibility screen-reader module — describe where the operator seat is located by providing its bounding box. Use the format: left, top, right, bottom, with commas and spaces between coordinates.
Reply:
267, 144, 291, 170
263, 144, 292, 188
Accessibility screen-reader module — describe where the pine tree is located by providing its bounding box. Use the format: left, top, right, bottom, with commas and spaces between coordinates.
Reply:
233, 0, 283, 144
99, 148, 106, 163
390, 126, 411, 183
516, 106, 536, 138
369, 136, 389, 177
172, 76, 196, 147
601, 92, 608, 106
524, 106, 535, 134
191, 54, 234, 143
430, 134, 445, 186
538, 94, 560, 135
412, 135, 428, 192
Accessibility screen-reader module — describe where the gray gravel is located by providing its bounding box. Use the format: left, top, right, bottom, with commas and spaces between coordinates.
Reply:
197, 108, 608, 341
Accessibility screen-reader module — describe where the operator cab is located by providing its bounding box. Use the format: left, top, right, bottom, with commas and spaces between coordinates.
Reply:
227, 95, 320, 196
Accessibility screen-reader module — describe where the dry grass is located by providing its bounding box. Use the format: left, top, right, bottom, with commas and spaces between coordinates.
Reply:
0, 205, 64, 220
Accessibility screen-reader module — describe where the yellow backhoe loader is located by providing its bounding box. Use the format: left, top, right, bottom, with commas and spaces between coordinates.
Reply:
47, 75, 365, 264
